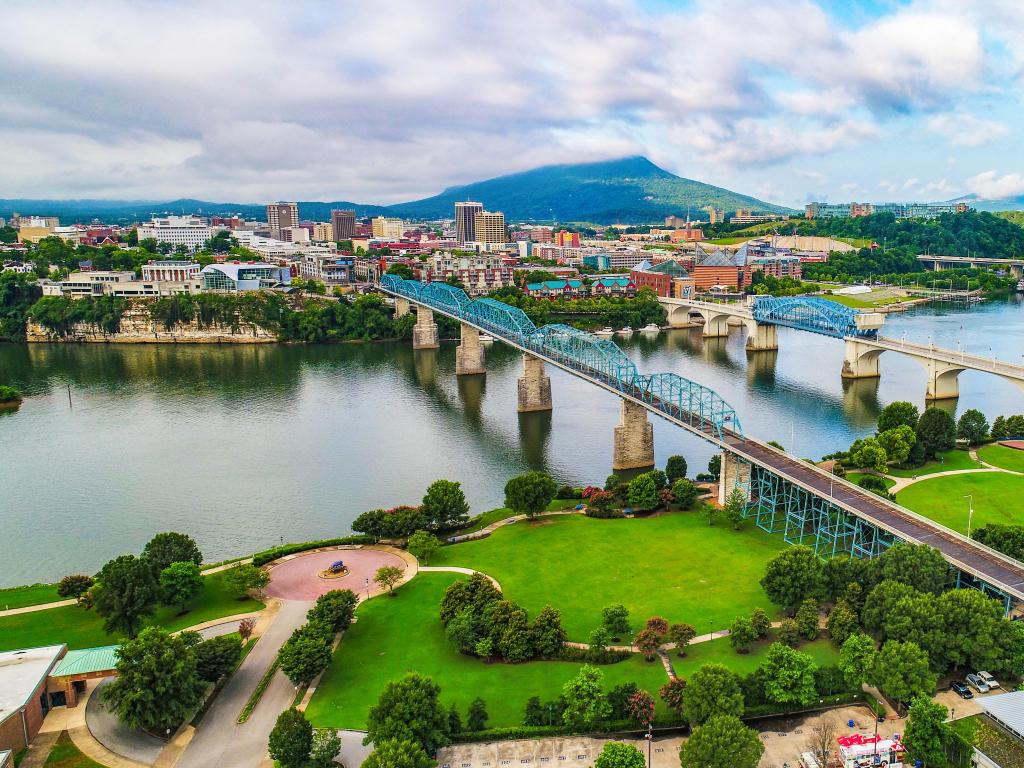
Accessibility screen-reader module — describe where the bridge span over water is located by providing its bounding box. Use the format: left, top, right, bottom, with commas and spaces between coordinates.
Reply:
379, 274, 1024, 612
659, 294, 1024, 400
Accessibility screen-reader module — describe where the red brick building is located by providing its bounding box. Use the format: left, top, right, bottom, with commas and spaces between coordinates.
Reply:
0, 646, 65, 754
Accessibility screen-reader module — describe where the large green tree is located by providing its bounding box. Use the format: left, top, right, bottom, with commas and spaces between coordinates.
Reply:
562, 664, 611, 728
223, 562, 270, 598
877, 425, 916, 465
531, 605, 567, 657
679, 714, 764, 768
759, 642, 817, 706
268, 708, 313, 768
407, 530, 440, 564
102, 627, 205, 732
849, 437, 888, 472
937, 589, 1002, 671
872, 543, 950, 595
838, 633, 877, 689
365, 673, 450, 754
307, 589, 359, 634
602, 604, 631, 640
195, 635, 242, 682
142, 531, 203, 574
903, 695, 948, 768
957, 409, 989, 445
877, 401, 920, 433
421, 479, 470, 530
871, 640, 935, 705
595, 742, 645, 768
159, 561, 203, 613
280, 624, 333, 686
627, 473, 658, 511
504, 471, 557, 519
916, 407, 956, 459
363, 739, 435, 768
665, 455, 688, 483
683, 663, 744, 724
93, 554, 160, 637
759, 546, 825, 612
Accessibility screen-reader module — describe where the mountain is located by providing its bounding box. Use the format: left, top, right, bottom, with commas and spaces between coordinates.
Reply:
0, 157, 792, 225
947, 194, 1024, 213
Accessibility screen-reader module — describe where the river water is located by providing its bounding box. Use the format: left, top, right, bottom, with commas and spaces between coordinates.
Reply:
1, 296, 1022, 586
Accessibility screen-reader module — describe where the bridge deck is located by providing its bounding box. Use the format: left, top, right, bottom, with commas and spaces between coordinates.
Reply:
860, 336, 1024, 380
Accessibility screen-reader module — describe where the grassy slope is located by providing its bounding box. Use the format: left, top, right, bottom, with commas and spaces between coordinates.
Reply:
978, 444, 1024, 473
896, 473, 1024, 533
0, 570, 263, 651
456, 500, 580, 536
0, 582, 62, 610
431, 512, 787, 639
43, 732, 106, 768
305, 572, 837, 730
885, 449, 981, 478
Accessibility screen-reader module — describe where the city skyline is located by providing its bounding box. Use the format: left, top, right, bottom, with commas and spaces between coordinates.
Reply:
2, 0, 1023, 207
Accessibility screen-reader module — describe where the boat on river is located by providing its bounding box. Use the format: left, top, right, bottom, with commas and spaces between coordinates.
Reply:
595, 327, 615, 336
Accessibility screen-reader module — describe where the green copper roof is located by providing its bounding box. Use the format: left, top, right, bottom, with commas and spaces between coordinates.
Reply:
51, 645, 119, 677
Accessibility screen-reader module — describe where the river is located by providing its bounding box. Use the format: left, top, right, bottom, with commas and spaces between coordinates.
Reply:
1, 295, 1021, 586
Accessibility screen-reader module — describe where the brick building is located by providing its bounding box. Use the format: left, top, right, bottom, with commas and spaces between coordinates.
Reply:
0, 646, 65, 754
690, 244, 753, 291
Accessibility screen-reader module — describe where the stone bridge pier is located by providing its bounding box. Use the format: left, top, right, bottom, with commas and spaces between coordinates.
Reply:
744, 320, 778, 351
718, 450, 752, 505
517, 354, 552, 412
455, 323, 486, 375
612, 399, 655, 470
412, 306, 439, 350
394, 297, 411, 318
842, 339, 883, 380
701, 311, 732, 338
923, 358, 965, 400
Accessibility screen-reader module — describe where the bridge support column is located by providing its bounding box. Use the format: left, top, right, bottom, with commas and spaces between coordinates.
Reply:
745, 321, 778, 351
517, 354, 552, 412
412, 307, 440, 350
718, 450, 751, 505
394, 298, 410, 318
455, 323, 486, 376
702, 313, 730, 338
612, 399, 655, 471
924, 360, 964, 401
841, 339, 882, 379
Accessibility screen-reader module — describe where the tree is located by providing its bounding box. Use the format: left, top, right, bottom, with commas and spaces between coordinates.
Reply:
562, 665, 611, 728
310, 729, 342, 768
531, 605, 567, 657
363, 738, 434, 768
375, 565, 404, 595
903, 695, 947, 768
645, 616, 669, 638
862, 580, 920, 635
195, 634, 242, 682
93, 555, 160, 637
607, 682, 640, 719
760, 546, 825, 612
991, 415, 1008, 441
671, 478, 698, 509
957, 408, 989, 445
794, 598, 821, 641
723, 488, 746, 529
407, 530, 440, 563
447, 703, 462, 735
307, 589, 359, 634
238, 616, 256, 641
871, 640, 936, 705
877, 425, 916, 465
679, 714, 764, 768
142, 532, 203, 574
386, 263, 415, 280
268, 708, 313, 768
750, 609, 771, 639
916, 407, 957, 459
589, 627, 609, 656
102, 627, 205, 732
777, 620, 801, 647
973, 523, 1024, 560
604, 473, 622, 491
602, 604, 630, 640
279, 623, 333, 686
626, 690, 655, 726
667, 623, 697, 656
729, 617, 757, 653
826, 599, 859, 647
421, 479, 470, 530
365, 673, 449, 754
524, 696, 545, 726
683, 664, 744, 724
659, 678, 686, 712
57, 574, 94, 600
504, 471, 557, 519
439, 572, 502, 626
849, 437, 888, 472
665, 455, 688, 483
872, 542, 950, 595
595, 742, 645, 768
159, 561, 203, 613
223, 562, 270, 599
878, 401, 920, 433
804, 720, 838, 768
937, 588, 1003, 671
707, 455, 722, 479
838, 633, 877, 689
760, 642, 817, 705
633, 628, 663, 661
467, 697, 488, 731
627, 473, 658, 510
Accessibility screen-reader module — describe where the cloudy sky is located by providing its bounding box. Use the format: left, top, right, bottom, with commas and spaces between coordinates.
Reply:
2, 0, 1023, 207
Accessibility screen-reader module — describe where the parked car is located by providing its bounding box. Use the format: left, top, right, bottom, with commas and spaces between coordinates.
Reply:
966, 673, 990, 693
978, 671, 1000, 689
951, 680, 974, 699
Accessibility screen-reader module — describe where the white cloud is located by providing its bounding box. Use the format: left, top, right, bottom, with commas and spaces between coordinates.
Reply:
927, 112, 1009, 147
965, 170, 1024, 200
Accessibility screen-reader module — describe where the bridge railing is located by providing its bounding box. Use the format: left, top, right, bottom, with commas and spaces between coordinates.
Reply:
752, 295, 877, 339
379, 275, 744, 440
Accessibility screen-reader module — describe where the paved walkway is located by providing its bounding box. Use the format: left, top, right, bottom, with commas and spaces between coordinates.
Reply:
420, 565, 502, 589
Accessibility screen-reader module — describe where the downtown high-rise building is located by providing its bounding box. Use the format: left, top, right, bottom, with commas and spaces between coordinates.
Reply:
473, 211, 507, 244
266, 202, 299, 239
455, 201, 483, 244
331, 209, 356, 241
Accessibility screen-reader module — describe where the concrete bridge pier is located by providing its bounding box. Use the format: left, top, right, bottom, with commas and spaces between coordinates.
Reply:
666, 306, 694, 329
718, 450, 752, 505
612, 399, 655, 470
412, 306, 440, 349
455, 323, 486, 375
517, 354, 552, 412
841, 339, 883, 380
744, 321, 778, 351
394, 298, 411, 318
702, 313, 731, 338
924, 359, 965, 401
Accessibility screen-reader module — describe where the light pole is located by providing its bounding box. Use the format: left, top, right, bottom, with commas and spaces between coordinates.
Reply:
645, 723, 652, 768
365, 577, 370, 600
965, 495, 974, 538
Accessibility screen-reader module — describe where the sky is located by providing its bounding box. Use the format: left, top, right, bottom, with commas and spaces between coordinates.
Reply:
2, 0, 1023, 208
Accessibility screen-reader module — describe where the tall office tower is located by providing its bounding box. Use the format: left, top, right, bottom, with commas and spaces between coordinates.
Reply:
474, 211, 507, 244
266, 202, 299, 239
331, 209, 356, 241
455, 201, 484, 244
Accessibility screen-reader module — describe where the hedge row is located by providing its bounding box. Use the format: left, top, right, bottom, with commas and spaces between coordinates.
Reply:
452, 716, 688, 744
252, 535, 377, 566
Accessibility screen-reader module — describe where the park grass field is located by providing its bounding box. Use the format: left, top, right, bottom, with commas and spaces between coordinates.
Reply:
0, 570, 263, 651
885, 449, 981, 478
978, 444, 1024, 473
456, 499, 580, 536
43, 732, 106, 768
896, 472, 1024, 533
430, 512, 786, 639
0, 581, 62, 611
305, 571, 838, 730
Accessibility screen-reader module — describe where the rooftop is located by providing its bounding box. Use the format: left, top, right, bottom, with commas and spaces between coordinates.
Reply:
51, 645, 119, 678
979, 690, 1024, 743
0, 645, 65, 724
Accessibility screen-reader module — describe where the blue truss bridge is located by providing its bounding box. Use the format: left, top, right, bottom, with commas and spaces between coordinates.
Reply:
380, 275, 1024, 611
750, 295, 879, 338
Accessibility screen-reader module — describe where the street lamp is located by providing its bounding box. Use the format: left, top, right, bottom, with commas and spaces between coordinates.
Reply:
645, 724, 653, 768
365, 577, 370, 600
965, 495, 974, 538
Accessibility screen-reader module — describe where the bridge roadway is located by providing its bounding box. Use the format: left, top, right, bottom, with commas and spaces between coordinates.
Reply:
864, 335, 1024, 384
385, 285, 1024, 603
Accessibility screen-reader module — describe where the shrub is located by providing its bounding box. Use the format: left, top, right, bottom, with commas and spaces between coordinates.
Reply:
57, 574, 94, 600
252, 536, 375, 566
195, 635, 243, 682
556, 484, 578, 499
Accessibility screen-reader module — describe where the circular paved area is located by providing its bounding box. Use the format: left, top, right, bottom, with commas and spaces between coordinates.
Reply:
265, 548, 408, 601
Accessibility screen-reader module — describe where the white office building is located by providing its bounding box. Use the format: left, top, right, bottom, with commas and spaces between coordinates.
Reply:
137, 216, 220, 252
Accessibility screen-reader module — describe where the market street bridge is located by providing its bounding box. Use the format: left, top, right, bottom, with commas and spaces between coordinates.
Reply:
658, 295, 1024, 400
379, 274, 1024, 613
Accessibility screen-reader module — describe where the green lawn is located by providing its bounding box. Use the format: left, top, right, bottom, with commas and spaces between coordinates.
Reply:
885, 450, 981, 478
705, 237, 748, 245
0, 570, 263, 652
43, 732, 105, 768
0, 582, 61, 611
896, 472, 1024, 533
978, 444, 1024, 473
432, 512, 787, 639
845, 472, 896, 489
456, 500, 580, 536
305, 572, 837, 730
